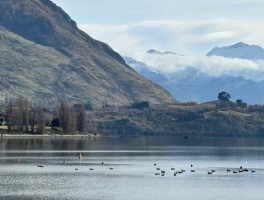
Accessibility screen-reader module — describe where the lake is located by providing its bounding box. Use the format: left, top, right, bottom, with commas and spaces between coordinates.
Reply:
0, 136, 264, 200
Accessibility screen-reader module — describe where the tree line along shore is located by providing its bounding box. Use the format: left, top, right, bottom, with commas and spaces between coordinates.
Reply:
1, 92, 264, 137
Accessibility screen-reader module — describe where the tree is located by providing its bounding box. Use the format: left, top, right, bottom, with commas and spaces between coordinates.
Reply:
75, 101, 86, 132
5, 101, 13, 132
51, 118, 60, 127
218, 91, 231, 101
59, 100, 75, 134
5, 97, 30, 132
36, 109, 46, 134
131, 101, 150, 110
236, 99, 247, 109
29, 109, 37, 134
22, 98, 30, 132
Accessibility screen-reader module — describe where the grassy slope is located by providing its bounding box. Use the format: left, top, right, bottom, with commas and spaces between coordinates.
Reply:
0, 27, 70, 100
90, 101, 264, 137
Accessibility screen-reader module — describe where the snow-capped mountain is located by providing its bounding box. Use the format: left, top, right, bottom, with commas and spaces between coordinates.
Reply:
123, 56, 194, 101
207, 42, 264, 60
124, 44, 264, 104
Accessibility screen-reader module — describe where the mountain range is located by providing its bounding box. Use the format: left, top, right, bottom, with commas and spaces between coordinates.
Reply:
207, 42, 264, 60
124, 42, 264, 104
0, 0, 175, 107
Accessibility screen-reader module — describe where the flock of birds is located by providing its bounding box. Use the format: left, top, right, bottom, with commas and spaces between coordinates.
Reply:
73, 163, 114, 171
153, 163, 256, 177
32, 154, 256, 176
35, 153, 115, 171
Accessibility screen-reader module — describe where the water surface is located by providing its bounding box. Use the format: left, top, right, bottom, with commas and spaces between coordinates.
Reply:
0, 137, 263, 200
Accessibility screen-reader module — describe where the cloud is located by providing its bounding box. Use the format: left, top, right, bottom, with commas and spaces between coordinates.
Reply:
201, 31, 239, 41
133, 53, 260, 75
79, 19, 264, 78
79, 19, 264, 56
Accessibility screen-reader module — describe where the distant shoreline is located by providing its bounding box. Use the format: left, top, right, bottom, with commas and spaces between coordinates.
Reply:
0, 133, 102, 139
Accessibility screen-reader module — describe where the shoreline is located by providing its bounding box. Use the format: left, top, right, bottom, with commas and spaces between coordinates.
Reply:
0, 133, 103, 138
1, 133, 264, 139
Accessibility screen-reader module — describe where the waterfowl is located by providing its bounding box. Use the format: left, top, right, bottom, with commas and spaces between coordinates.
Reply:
191, 170, 195, 172
171, 168, 175, 170
233, 170, 238, 173
89, 168, 94, 170
208, 171, 212, 175
109, 167, 114, 170
251, 170, 256, 173
227, 169, 231, 172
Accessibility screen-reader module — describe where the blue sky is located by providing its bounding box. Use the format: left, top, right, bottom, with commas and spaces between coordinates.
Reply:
52, 0, 263, 24
52, 0, 264, 54
51, 0, 264, 75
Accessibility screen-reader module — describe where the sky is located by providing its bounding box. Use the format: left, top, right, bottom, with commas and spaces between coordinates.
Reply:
51, 0, 264, 75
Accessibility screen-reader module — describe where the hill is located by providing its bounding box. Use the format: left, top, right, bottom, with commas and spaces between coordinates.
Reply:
0, 0, 175, 107
90, 101, 264, 137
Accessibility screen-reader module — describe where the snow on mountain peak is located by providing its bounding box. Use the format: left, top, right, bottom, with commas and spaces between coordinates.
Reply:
207, 42, 264, 60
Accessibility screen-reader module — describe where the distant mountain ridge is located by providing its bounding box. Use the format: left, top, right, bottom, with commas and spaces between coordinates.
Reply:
124, 44, 264, 104
207, 42, 264, 60
0, 0, 175, 107
147, 49, 178, 56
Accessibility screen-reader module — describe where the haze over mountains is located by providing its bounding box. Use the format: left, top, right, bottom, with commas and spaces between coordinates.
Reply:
0, 0, 175, 107
124, 42, 264, 104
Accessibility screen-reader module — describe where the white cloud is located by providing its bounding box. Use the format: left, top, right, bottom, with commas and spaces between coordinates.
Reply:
133, 53, 260, 75
79, 19, 264, 56
79, 19, 264, 78
201, 31, 239, 41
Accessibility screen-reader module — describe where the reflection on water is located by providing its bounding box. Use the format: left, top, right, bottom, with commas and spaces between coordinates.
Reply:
1, 136, 264, 149
0, 137, 264, 200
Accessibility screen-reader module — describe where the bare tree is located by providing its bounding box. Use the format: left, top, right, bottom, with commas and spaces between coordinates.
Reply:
36, 109, 46, 135
29, 109, 37, 134
5, 97, 30, 132
59, 100, 74, 134
12, 97, 31, 132
5, 101, 13, 132
22, 98, 30, 132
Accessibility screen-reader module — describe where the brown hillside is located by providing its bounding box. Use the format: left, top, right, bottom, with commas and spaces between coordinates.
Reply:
0, 0, 175, 107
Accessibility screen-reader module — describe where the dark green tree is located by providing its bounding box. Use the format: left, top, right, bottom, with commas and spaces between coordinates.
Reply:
236, 99, 247, 109
218, 91, 231, 101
